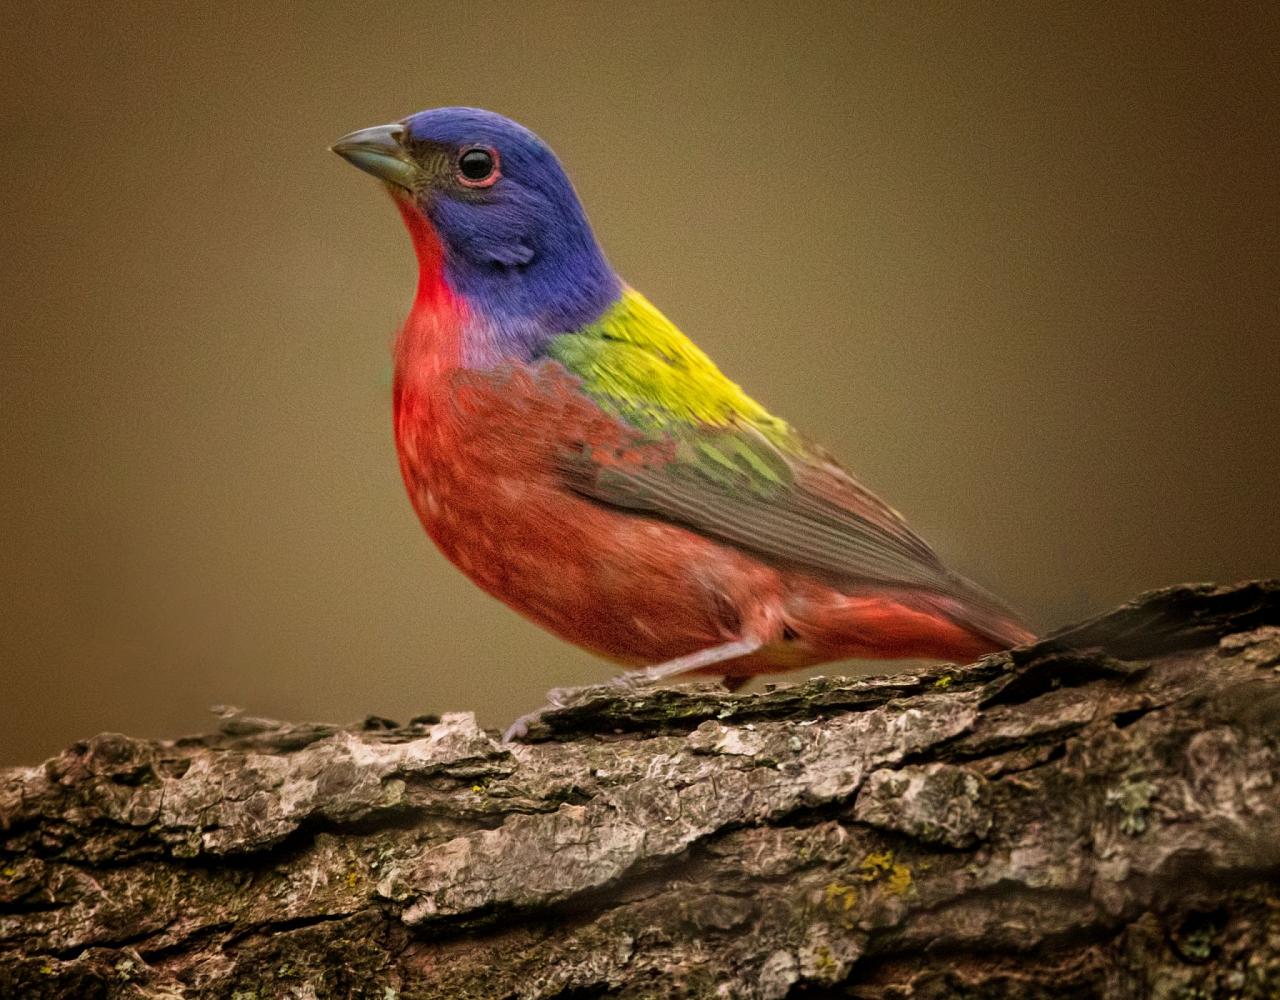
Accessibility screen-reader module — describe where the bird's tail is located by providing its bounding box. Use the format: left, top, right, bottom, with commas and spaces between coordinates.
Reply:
921, 572, 1037, 655
785, 578, 1035, 666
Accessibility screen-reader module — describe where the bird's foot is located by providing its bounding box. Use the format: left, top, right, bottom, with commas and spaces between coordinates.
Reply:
502, 683, 605, 743
503, 638, 765, 742
503, 668, 681, 741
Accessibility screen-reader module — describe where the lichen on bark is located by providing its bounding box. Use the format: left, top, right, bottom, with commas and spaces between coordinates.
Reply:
2, 581, 1279, 998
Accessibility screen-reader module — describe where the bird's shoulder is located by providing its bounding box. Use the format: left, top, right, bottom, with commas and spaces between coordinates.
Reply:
540, 287, 793, 442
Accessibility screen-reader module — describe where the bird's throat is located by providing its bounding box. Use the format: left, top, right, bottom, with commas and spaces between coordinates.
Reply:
392, 196, 464, 392
393, 195, 449, 308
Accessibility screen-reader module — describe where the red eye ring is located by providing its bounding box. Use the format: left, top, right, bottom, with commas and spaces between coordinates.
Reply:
456, 145, 500, 188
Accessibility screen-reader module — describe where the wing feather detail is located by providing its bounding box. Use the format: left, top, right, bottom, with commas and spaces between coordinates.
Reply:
542, 288, 1028, 643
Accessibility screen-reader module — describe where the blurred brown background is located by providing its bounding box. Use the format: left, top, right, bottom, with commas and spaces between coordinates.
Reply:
1, 3, 1277, 765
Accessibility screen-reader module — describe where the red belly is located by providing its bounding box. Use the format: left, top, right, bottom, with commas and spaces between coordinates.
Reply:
392, 363, 1002, 675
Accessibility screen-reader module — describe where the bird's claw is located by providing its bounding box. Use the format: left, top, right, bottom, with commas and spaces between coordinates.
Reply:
501, 684, 607, 743
502, 712, 538, 743
544, 686, 578, 708
501, 681, 637, 742
610, 671, 649, 692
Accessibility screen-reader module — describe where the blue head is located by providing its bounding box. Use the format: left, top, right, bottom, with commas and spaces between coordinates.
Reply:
334, 108, 621, 360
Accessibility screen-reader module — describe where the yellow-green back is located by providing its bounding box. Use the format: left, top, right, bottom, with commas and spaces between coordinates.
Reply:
545, 288, 794, 442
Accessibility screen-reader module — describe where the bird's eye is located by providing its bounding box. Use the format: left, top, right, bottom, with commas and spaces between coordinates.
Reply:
456, 146, 499, 187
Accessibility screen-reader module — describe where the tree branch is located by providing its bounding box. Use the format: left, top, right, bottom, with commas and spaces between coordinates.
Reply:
2, 581, 1279, 998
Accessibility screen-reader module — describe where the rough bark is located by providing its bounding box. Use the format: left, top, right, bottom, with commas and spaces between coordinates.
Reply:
2, 581, 1280, 999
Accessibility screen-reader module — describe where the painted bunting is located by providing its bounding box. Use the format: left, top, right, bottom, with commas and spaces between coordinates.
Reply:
333, 108, 1033, 738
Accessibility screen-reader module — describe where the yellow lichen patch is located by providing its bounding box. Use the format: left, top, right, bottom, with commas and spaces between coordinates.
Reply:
824, 881, 858, 912
812, 944, 838, 976
856, 851, 914, 897
887, 863, 913, 895
1, 866, 16, 877
346, 870, 359, 889
858, 851, 894, 881
933, 675, 953, 689
822, 881, 859, 929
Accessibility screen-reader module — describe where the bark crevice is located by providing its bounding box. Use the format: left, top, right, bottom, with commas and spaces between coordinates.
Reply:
2, 581, 1279, 998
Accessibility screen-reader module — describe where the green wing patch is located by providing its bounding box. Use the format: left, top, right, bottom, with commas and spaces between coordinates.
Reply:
546, 287, 996, 605
546, 289, 792, 438
546, 287, 798, 497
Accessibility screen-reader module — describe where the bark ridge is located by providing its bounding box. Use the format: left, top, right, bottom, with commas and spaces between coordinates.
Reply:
2, 581, 1279, 998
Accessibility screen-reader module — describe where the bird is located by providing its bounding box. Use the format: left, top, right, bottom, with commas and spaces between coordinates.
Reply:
332, 107, 1034, 739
